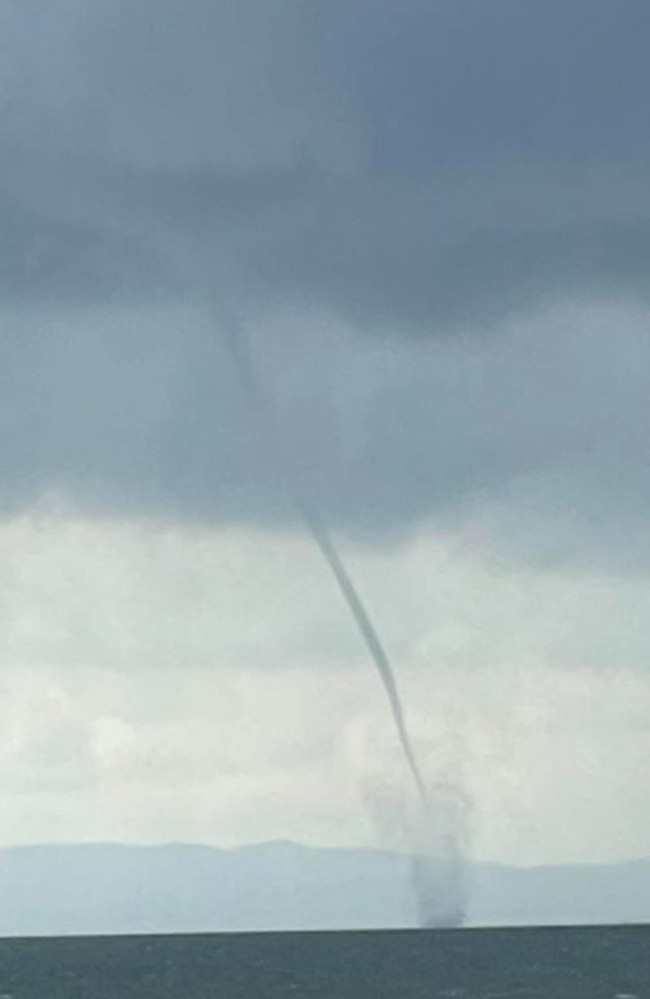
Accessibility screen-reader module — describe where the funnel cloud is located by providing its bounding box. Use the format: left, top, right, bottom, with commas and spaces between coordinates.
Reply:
210, 299, 465, 926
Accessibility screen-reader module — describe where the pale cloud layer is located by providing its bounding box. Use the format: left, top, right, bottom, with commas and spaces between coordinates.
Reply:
1, 513, 649, 864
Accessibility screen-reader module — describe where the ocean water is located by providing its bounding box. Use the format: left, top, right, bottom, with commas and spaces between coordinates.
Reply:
0, 925, 647, 998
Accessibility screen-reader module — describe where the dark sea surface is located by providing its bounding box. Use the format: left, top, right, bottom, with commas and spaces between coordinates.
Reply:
0, 925, 647, 998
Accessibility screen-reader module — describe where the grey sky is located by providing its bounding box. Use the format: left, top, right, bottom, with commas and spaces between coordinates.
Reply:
1, 1, 650, 866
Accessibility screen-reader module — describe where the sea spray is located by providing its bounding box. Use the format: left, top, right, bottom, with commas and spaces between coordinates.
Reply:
363, 750, 469, 928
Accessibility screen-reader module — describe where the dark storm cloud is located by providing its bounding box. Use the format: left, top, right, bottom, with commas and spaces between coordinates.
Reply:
0, 195, 179, 305
2, 300, 649, 563
1, 0, 649, 546
2, 0, 650, 328
334, 0, 650, 167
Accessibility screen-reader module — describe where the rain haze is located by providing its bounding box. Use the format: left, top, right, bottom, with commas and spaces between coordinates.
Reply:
1, 0, 650, 927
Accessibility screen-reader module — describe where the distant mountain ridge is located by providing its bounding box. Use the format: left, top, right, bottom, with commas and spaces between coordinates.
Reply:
1, 841, 649, 936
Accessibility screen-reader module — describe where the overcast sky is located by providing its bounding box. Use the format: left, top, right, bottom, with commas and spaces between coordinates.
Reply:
1, 0, 649, 867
